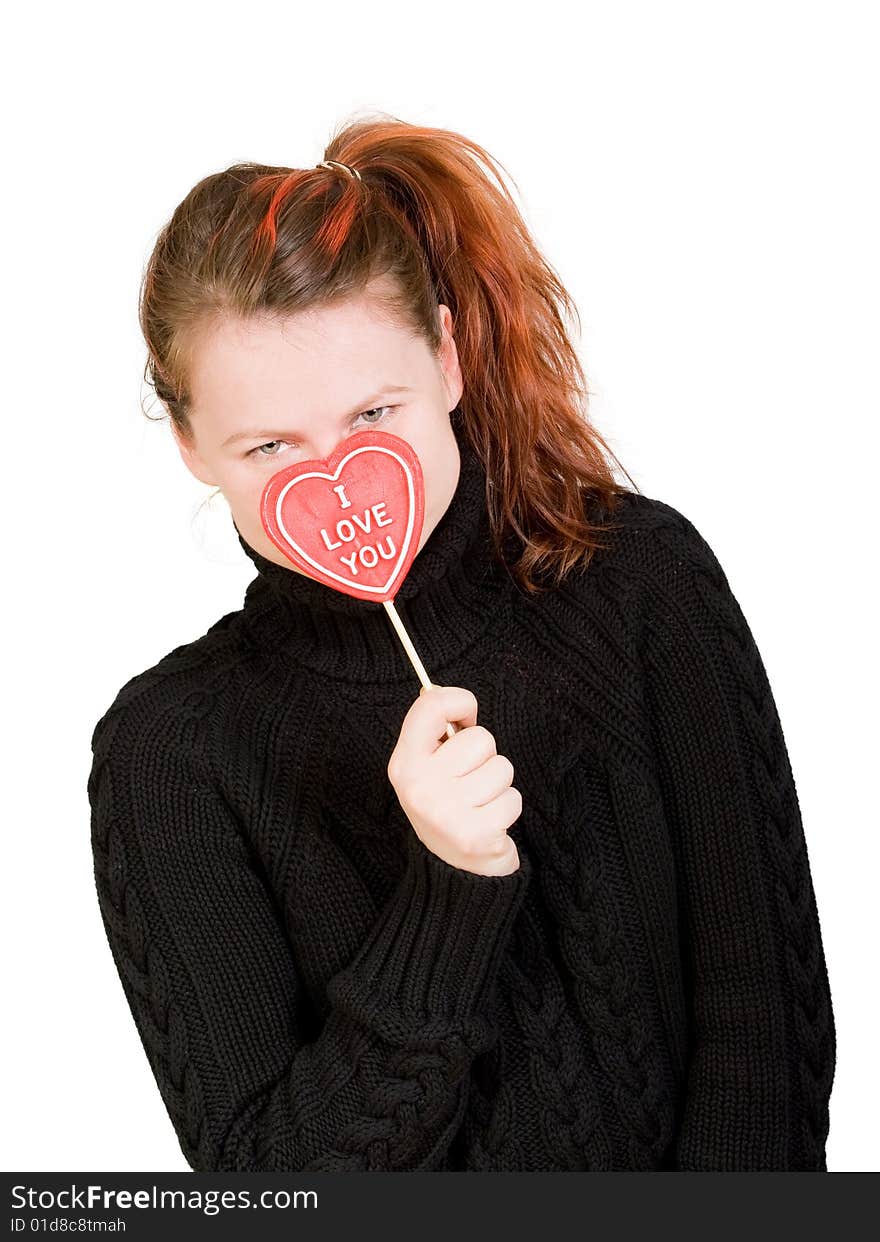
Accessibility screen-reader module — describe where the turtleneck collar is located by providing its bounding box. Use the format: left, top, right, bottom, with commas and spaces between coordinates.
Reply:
232, 414, 517, 685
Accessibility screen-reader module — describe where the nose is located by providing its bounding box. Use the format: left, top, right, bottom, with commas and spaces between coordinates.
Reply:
305, 431, 355, 463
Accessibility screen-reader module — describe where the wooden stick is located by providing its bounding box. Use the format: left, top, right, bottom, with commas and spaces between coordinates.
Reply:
383, 598, 457, 740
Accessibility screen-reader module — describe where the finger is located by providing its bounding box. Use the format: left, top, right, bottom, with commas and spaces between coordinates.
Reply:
432, 723, 499, 779
400, 686, 478, 760
456, 753, 515, 805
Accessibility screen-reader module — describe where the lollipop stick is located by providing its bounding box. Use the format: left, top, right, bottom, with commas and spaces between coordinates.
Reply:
383, 598, 457, 740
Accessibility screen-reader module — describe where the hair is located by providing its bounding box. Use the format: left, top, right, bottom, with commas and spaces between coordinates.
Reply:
139, 112, 640, 597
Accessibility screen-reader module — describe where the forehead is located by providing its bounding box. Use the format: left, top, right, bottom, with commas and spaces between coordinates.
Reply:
188, 297, 415, 420
192, 298, 402, 380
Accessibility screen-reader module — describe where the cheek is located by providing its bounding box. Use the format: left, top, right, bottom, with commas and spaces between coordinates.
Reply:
222, 475, 265, 537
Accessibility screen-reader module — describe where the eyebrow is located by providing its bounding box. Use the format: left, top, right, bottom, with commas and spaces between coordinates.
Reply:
221, 385, 415, 448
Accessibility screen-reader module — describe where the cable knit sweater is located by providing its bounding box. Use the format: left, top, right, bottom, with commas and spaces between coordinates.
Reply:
87, 418, 836, 1172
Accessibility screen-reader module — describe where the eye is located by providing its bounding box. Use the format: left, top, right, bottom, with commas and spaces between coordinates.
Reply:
246, 405, 397, 459
356, 405, 394, 427
247, 439, 290, 459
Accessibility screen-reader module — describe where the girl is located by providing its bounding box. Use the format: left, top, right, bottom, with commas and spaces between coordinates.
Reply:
87, 117, 836, 1172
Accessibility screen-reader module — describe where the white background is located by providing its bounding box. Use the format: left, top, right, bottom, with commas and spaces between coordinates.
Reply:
3, 0, 876, 1173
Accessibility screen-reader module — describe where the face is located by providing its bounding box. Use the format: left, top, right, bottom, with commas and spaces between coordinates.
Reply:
173, 280, 464, 576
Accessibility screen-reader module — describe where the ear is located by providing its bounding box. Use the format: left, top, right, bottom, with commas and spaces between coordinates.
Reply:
437, 305, 464, 408
170, 420, 216, 487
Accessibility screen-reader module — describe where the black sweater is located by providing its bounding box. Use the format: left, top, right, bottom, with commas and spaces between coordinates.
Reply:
87, 419, 836, 1171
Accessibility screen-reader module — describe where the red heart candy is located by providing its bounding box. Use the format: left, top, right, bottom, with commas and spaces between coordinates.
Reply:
259, 429, 426, 603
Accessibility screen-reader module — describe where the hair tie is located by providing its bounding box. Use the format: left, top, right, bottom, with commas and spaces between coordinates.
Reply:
317, 159, 362, 182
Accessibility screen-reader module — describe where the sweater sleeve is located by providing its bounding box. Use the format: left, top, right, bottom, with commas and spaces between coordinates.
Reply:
87, 701, 531, 1172
639, 509, 836, 1171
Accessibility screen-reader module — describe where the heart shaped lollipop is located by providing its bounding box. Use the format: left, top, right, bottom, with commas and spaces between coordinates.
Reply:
258, 428, 457, 738
260, 429, 425, 603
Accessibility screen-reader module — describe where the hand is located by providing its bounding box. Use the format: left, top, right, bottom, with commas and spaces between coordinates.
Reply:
387, 685, 523, 876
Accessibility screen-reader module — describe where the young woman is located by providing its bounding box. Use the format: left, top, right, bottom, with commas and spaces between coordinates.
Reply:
87, 117, 836, 1172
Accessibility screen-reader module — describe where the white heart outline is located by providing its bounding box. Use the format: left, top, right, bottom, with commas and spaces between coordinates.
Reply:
274, 443, 417, 596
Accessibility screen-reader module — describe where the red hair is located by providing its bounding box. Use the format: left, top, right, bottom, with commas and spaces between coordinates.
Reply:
140, 112, 639, 596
